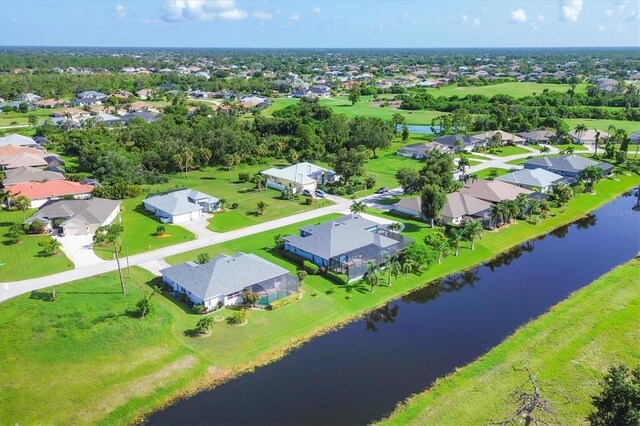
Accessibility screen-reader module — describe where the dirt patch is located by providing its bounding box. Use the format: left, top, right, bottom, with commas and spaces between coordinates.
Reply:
155, 234, 173, 238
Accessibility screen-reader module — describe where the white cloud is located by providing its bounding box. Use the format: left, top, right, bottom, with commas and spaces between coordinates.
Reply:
219, 9, 247, 19
560, 0, 583, 22
312, 7, 321, 14
116, 4, 126, 19
290, 14, 300, 21
461, 14, 468, 22
472, 18, 480, 27
605, 9, 614, 17
538, 14, 545, 21
510, 8, 528, 22
253, 9, 273, 20
160, 0, 246, 23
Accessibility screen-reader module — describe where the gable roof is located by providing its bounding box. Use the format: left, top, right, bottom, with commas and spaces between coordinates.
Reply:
0, 134, 37, 147
2, 166, 65, 186
160, 252, 293, 301
25, 198, 121, 227
441, 192, 492, 219
517, 130, 556, 141
7, 180, 93, 201
568, 129, 610, 141
459, 179, 532, 203
472, 130, 526, 143
285, 215, 398, 260
393, 197, 421, 213
261, 162, 334, 185
496, 168, 563, 188
434, 134, 479, 147
143, 188, 218, 216
120, 111, 157, 123
524, 154, 613, 174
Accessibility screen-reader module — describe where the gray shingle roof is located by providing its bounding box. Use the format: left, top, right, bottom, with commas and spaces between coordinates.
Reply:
434, 134, 479, 148
393, 197, 421, 213
3, 166, 65, 186
25, 198, 121, 226
441, 192, 492, 219
285, 215, 398, 260
160, 253, 294, 301
524, 155, 613, 174
143, 189, 218, 216
496, 168, 563, 188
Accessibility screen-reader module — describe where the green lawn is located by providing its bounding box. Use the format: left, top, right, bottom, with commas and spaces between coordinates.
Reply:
1, 174, 637, 425
563, 118, 640, 134
378, 257, 640, 426
472, 167, 511, 180
0, 209, 74, 282
488, 145, 531, 157
93, 197, 195, 260
0, 108, 60, 126
422, 82, 585, 98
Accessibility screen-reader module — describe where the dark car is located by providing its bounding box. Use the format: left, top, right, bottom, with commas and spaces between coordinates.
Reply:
375, 186, 389, 194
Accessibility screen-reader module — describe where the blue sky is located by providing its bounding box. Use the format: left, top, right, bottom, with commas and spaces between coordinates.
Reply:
1, 0, 638, 48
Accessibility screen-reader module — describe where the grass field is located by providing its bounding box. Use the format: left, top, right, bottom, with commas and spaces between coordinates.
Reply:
472, 167, 511, 180
422, 82, 585, 98
93, 197, 195, 260
488, 145, 532, 157
379, 257, 640, 426
0, 209, 73, 282
0, 108, 56, 126
563, 118, 640, 134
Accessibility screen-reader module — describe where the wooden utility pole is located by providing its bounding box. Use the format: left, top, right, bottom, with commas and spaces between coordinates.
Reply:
125, 246, 131, 278
114, 245, 125, 294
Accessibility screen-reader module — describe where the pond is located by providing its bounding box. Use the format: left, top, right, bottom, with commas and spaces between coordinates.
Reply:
396, 124, 440, 134
147, 195, 640, 426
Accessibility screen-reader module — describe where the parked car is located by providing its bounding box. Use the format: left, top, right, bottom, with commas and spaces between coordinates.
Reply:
375, 186, 389, 194
301, 189, 313, 197
315, 189, 327, 198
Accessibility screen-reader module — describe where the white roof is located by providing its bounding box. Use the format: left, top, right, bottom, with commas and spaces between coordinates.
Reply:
261, 162, 333, 185
0, 134, 36, 147
496, 168, 564, 188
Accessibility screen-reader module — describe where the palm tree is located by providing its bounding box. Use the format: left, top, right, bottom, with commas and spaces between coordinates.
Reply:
563, 145, 575, 155
401, 259, 414, 277
448, 227, 465, 257
574, 123, 588, 145
256, 201, 268, 215
14, 195, 30, 221
462, 219, 483, 251
350, 201, 366, 217
552, 183, 574, 206
594, 130, 601, 157
387, 222, 402, 233
365, 261, 381, 292
514, 193, 530, 219
252, 174, 267, 191
435, 239, 449, 264
384, 255, 401, 286
490, 202, 508, 228
457, 155, 470, 174
579, 165, 603, 193
539, 145, 550, 156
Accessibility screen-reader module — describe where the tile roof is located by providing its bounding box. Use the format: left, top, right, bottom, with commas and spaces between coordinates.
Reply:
459, 179, 532, 203
2, 166, 65, 186
7, 180, 94, 201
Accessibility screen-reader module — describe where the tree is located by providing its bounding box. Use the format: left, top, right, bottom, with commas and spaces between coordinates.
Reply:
552, 183, 574, 205
391, 113, 406, 135
588, 364, 640, 426
421, 184, 446, 227
136, 289, 157, 318
420, 151, 456, 192
348, 116, 393, 158
155, 225, 166, 236
330, 147, 370, 184
384, 255, 401, 286
575, 123, 588, 144
273, 233, 285, 250
350, 200, 366, 216
594, 130, 602, 157
395, 167, 424, 194
424, 230, 449, 264
223, 153, 240, 180
564, 145, 575, 155
14, 195, 30, 221
490, 201, 509, 227
27, 114, 38, 128
402, 124, 409, 142
93, 223, 124, 247
7, 223, 24, 244
387, 222, 402, 233
458, 155, 470, 174
241, 289, 260, 306
401, 259, 414, 277
539, 145, 551, 155
0, 189, 14, 209
365, 262, 381, 292
39, 238, 61, 256
579, 165, 604, 193
448, 227, 465, 256
195, 316, 214, 335
256, 201, 268, 215
348, 87, 361, 105
401, 243, 437, 271
197, 252, 211, 264
462, 218, 483, 250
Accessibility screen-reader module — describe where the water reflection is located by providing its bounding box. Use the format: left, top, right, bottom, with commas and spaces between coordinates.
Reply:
575, 213, 597, 230
549, 224, 569, 239
484, 242, 535, 271
364, 302, 400, 332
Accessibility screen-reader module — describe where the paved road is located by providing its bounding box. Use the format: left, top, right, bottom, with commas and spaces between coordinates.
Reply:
0, 195, 351, 302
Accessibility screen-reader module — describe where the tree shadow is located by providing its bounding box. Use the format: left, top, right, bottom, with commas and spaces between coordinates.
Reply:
144, 277, 198, 315
200, 177, 217, 181
122, 308, 141, 318
0, 221, 13, 227
183, 329, 201, 338
29, 290, 55, 302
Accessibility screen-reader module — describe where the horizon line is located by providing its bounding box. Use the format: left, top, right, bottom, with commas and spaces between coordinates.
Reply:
1, 45, 638, 50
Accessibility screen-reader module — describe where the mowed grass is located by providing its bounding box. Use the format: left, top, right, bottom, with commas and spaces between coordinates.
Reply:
378, 257, 640, 426
0, 267, 204, 426
488, 145, 532, 157
93, 197, 195, 260
472, 167, 511, 180
423, 82, 585, 98
0, 108, 59, 126
563, 118, 640, 134
0, 209, 73, 282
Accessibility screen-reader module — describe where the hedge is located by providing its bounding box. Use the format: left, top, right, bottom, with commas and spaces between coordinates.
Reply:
268, 292, 301, 310
283, 250, 307, 265
326, 271, 349, 285
303, 260, 319, 275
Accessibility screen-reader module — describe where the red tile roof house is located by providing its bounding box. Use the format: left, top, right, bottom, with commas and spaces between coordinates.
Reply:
6, 180, 94, 208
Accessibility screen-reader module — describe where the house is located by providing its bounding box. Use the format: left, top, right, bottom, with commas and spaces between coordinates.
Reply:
2, 166, 65, 186
392, 197, 424, 220
433, 134, 482, 152
568, 129, 610, 145
459, 179, 533, 204
19, 93, 41, 103
472, 130, 526, 145
496, 168, 566, 192
128, 101, 159, 113
35, 98, 65, 108
261, 162, 338, 193
93, 113, 123, 125
523, 154, 613, 178
290, 85, 331, 98
23, 198, 121, 236
160, 252, 299, 308
0, 133, 39, 148
136, 89, 153, 100
0, 145, 64, 171
441, 192, 493, 226
142, 188, 220, 224
517, 130, 557, 145
52, 108, 91, 120
397, 142, 451, 159
119, 111, 157, 124
71, 91, 108, 107
284, 215, 412, 280
6, 180, 94, 208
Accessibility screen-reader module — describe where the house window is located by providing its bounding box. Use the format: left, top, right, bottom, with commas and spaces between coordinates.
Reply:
226, 291, 241, 299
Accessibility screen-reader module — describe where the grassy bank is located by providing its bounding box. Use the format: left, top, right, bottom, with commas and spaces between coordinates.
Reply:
0, 174, 637, 424
378, 256, 640, 425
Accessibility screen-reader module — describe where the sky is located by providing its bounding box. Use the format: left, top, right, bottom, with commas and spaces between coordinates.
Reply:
0, 0, 639, 48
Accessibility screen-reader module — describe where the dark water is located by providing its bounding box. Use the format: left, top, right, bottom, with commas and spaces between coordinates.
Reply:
147, 196, 640, 426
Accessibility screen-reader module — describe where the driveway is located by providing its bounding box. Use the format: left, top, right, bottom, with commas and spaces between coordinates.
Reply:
178, 213, 216, 239
54, 233, 104, 268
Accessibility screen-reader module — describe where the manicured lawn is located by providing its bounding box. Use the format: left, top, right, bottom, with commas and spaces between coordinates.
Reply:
472, 167, 511, 180
378, 257, 640, 426
563, 118, 640, 134
1, 174, 637, 425
421, 82, 585, 98
0, 108, 60, 126
93, 197, 195, 260
362, 142, 423, 192
488, 145, 531, 157
0, 209, 73, 282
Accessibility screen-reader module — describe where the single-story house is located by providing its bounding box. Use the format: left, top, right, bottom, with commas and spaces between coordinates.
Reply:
0, 145, 64, 171
441, 192, 493, 226
143, 188, 220, 224
630, 131, 640, 145
23, 198, 121, 236
6, 180, 94, 208
459, 179, 533, 204
119, 111, 157, 124
284, 215, 412, 279
472, 130, 526, 145
568, 129, 610, 145
496, 168, 565, 192
517, 130, 557, 145
2, 166, 65, 186
160, 252, 299, 308
19, 93, 41, 103
523, 154, 613, 178
392, 197, 424, 220
261, 162, 338, 193
0, 133, 39, 148
433, 134, 482, 152
397, 142, 451, 159
35, 98, 65, 108
290, 86, 331, 98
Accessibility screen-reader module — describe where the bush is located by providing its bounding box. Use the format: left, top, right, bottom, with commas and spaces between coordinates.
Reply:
305, 197, 313, 205
364, 175, 376, 189
227, 309, 247, 325
238, 172, 250, 182
193, 304, 205, 314
527, 214, 542, 225
231, 202, 239, 209
326, 271, 349, 285
296, 269, 308, 281
195, 316, 214, 334
27, 221, 45, 234
303, 260, 319, 275
283, 250, 307, 265
281, 187, 297, 200
268, 292, 301, 310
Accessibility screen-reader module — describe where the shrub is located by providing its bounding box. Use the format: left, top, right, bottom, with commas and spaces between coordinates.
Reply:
238, 172, 250, 182
364, 175, 376, 189
305, 197, 313, 205
303, 260, 319, 275
231, 202, 239, 209
227, 309, 247, 325
193, 304, 205, 314
280, 187, 297, 200
296, 269, 308, 281
326, 287, 337, 295
527, 214, 542, 225
268, 292, 301, 310
326, 271, 349, 285
195, 316, 214, 334
241, 289, 260, 306
27, 221, 45, 234
197, 252, 211, 264
283, 250, 307, 265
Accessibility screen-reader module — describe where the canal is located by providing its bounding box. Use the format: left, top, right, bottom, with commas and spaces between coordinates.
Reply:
147, 195, 640, 426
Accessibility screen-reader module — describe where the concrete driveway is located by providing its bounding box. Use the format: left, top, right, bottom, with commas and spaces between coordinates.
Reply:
54, 233, 104, 268
178, 213, 216, 238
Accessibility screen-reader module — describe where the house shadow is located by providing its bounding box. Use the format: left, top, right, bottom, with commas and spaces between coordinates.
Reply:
144, 277, 197, 315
